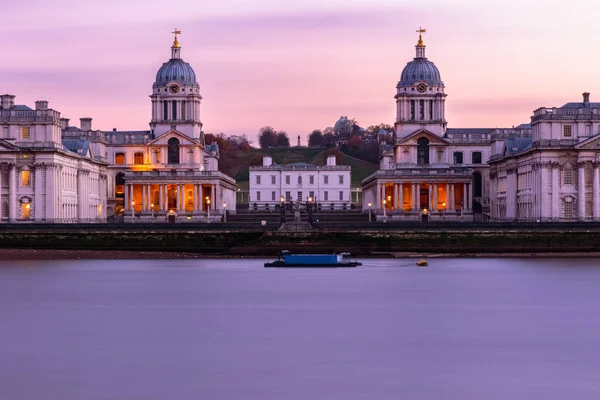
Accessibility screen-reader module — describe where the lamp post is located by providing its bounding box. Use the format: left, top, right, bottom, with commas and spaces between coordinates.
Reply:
387, 195, 392, 211
383, 199, 387, 219
223, 202, 227, 222
206, 197, 211, 220
307, 196, 313, 224
131, 201, 135, 218
280, 195, 285, 225
442, 201, 446, 219
151, 203, 154, 218
368, 201, 372, 222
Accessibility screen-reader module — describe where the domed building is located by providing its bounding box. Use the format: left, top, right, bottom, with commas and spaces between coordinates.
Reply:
77, 31, 237, 222
361, 29, 530, 221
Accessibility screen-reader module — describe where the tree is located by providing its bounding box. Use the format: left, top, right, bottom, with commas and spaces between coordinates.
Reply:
204, 133, 216, 145
276, 131, 290, 147
258, 126, 277, 148
307, 129, 324, 147
346, 135, 364, 157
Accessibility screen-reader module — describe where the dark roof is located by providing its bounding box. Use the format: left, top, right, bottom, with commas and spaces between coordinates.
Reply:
560, 102, 600, 109
446, 128, 495, 135
62, 139, 90, 156
504, 138, 532, 156
103, 130, 151, 144
515, 124, 531, 129
14, 105, 33, 111
286, 162, 313, 168
205, 144, 219, 157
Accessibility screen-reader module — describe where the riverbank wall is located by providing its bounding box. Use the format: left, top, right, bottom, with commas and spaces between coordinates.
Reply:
2, 226, 600, 256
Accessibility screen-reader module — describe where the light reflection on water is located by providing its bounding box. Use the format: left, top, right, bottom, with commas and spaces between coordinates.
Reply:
1, 258, 600, 400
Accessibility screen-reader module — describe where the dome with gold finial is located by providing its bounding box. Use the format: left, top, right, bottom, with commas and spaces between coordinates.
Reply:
398, 28, 443, 86
153, 29, 197, 87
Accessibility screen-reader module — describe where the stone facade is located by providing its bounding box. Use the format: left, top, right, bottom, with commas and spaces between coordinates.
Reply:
0, 96, 108, 223
489, 93, 600, 221
249, 156, 351, 210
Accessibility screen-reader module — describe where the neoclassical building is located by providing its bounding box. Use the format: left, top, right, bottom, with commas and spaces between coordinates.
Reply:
361, 30, 515, 220
89, 31, 236, 222
249, 155, 351, 210
489, 93, 600, 221
0, 95, 108, 222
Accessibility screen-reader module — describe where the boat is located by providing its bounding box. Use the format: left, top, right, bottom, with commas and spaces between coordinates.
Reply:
416, 259, 428, 266
265, 251, 361, 268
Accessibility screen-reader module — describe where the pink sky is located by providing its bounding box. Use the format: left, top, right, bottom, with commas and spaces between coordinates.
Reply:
1, 0, 599, 143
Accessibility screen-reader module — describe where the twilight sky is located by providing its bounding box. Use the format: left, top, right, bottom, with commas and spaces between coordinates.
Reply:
1, 0, 599, 143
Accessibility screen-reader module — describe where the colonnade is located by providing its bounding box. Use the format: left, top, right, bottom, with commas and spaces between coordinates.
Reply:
374, 181, 472, 212
124, 182, 218, 213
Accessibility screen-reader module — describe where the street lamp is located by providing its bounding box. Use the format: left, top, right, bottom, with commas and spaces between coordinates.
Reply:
387, 195, 392, 211
131, 201, 135, 218
206, 196, 211, 220
280, 195, 285, 225
223, 202, 227, 222
307, 196, 314, 224
383, 199, 387, 219
151, 203, 154, 218
368, 201, 372, 222
442, 201, 446, 218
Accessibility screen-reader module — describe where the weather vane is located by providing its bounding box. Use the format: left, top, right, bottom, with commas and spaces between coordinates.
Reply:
172, 29, 182, 48
416, 27, 426, 46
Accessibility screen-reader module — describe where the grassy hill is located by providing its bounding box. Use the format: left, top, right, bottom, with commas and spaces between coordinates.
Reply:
231, 147, 378, 190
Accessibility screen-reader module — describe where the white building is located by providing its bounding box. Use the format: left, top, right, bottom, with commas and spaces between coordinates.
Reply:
0, 95, 108, 222
249, 155, 351, 210
361, 29, 515, 221
92, 31, 236, 222
489, 93, 600, 221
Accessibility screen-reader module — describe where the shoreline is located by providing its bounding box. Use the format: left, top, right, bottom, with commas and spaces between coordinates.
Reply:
0, 249, 599, 260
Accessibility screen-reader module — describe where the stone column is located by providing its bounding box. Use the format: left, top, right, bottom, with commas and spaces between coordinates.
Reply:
551, 164, 559, 220
148, 185, 153, 211
416, 183, 421, 210
433, 183, 438, 211
399, 183, 403, 210
376, 183, 381, 211
578, 162, 586, 220
213, 184, 217, 211
178, 184, 184, 212
463, 183, 468, 212
0, 163, 3, 220
164, 185, 169, 211
450, 184, 455, 210
468, 182, 473, 212
45, 165, 55, 221
77, 171, 84, 221
594, 164, 600, 220
34, 165, 43, 221
8, 164, 16, 221
445, 183, 450, 211
158, 184, 163, 210
124, 184, 130, 212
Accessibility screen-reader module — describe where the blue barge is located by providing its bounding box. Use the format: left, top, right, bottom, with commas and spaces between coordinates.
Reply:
264, 251, 361, 268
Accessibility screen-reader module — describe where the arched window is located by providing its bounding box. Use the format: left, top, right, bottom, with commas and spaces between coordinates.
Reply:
168, 138, 180, 164
115, 153, 125, 165
134, 152, 143, 164
472, 151, 482, 164
115, 172, 125, 198
417, 137, 429, 165
453, 152, 463, 164
473, 172, 482, 198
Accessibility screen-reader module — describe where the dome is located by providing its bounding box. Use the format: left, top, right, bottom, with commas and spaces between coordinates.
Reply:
155, 59, 197, 85
399, 58, 442, 86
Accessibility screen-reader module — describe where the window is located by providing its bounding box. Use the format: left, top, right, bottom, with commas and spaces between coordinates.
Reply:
21, 203, 31, 219
256, 175, 261, 185
563, 125, 572, 138
182, 100, 186, 120
563, 167, 573, 185
324, 191, 329, 201
115, 173, 125, 198
172, 100, 177, 120
339, 191, 343, 201
429, 100, 433, 120
297, 191, 303, 201
410, 100, 415, 120
134, 152, 143, 164
338, 175, 344, 184
453, 152, 463, 164
472, 152, 482, 164
309, 191, 315, 200
563, 200, 574, 218
168, 138, 180, 164
419, 99, 425, 120
115, 153, 125, 164
298, 176, 302, 185
271, 191, 276, 201
285, 175, 290, 185
285, 191, 292, 201
163, 101, 168, 120
21, 170, 31, 186
256, 191, 261, 201
417, 137, 429, 165
324, 175, 329, 185
21, 127, 30, 140
309, 175, 314, 184
271, 175, 276, 185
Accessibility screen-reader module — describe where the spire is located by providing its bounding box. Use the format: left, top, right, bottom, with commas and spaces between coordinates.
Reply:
171, 29, 182, 59
415, 27, 426, 58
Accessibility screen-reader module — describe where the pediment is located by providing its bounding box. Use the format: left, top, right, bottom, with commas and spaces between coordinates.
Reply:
0, 139, 20, 151
575, 134, 600, 150
396, 129, 449, 146
148, 130, 199, 146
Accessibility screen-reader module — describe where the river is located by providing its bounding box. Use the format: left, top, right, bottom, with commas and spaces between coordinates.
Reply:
1, 258, 599, 399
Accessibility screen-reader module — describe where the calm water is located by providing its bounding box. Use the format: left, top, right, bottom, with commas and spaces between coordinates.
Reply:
1, 258, 600, 399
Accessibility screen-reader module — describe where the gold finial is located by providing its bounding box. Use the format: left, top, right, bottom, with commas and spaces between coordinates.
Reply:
416, 27, 426, 47
172, 29, 182, 48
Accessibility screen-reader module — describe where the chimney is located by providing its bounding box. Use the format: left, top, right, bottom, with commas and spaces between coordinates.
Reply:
583, 92, 590, 105
112, 128, 117, 132
0, 94, 15, 109
263, 156, 272, 167
60, 118, 70, 128
35, 100, 48, 111
80, 117, 92, 131
327, 155, 336, 166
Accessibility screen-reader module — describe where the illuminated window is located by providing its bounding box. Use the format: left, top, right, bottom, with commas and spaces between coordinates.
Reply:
563, 125, 572, 138
115, 153, 125, 164
21, 127, 30, 140
134, 152, 143, 164
115, 173, 125, 198
21, 170, 31, 186
21, 203, 31, 219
